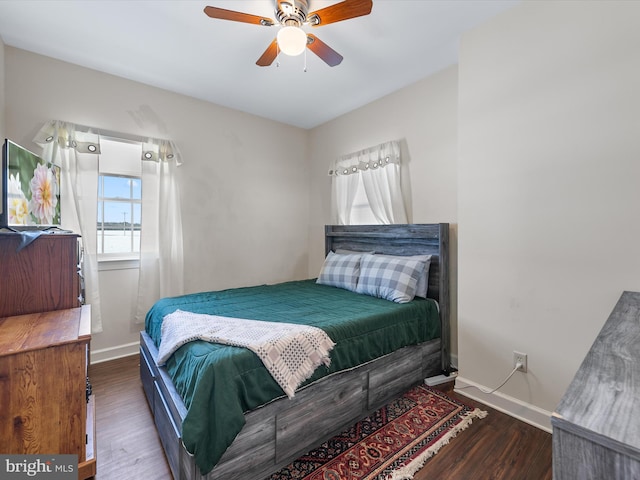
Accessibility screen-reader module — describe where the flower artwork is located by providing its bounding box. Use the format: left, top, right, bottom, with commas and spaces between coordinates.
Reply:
8, 173, 30, 225
6, 141, 61, 226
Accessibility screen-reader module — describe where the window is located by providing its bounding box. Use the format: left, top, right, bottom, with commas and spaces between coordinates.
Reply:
96, 138, 143, 259
97, 174, 141, 255
331, 141, 408, 226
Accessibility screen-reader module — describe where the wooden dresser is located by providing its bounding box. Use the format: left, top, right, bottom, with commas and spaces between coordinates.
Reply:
0, 233, 95, 479
0, 233, 81, 318
0, 306, 96, 478
551, 291, 640, 479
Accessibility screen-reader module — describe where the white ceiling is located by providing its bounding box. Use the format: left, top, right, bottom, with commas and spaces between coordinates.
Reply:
0, 0, 518, 129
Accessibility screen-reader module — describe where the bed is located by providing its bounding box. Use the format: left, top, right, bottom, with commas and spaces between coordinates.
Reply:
139, 223, 451, 480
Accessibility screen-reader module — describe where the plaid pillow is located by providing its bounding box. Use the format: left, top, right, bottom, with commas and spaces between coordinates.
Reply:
374, 254, 432, 298
356, 254, 426, 303
316, 252, 362, 292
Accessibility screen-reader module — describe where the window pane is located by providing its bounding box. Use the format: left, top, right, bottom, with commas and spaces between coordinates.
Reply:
102, 201, 131, 227
97, 170, 141, 257
101, 201, 131, 253
133, 204, 141, 228
131, 178, 141, 200
103, 229, 133, 254
103, 176, 133, 200
132, 229, 140, 253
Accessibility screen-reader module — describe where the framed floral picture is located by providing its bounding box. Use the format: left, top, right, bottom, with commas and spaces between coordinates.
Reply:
1, 139, 61, 228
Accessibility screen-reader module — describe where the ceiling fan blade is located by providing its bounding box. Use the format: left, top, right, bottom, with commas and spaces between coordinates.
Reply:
306, 34, 343, 67
204, 6, 274, 26
308, 0, 373, 26
256, 39, 279, 67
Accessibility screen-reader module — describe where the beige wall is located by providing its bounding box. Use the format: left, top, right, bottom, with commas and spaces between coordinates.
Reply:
4, 47, 310, 361
457, 0, 640, 427
309, 66, 459, 358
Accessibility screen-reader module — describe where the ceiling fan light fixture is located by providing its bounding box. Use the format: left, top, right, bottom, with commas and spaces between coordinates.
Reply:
277, 26, 307, 56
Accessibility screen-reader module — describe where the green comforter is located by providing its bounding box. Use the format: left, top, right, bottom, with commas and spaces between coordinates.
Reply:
145, 279, 440, 474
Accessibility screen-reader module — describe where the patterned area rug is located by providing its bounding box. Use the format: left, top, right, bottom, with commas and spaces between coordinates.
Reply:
266, 385, 487, 480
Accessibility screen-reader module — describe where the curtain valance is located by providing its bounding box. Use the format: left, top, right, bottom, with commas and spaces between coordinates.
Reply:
328, 140, 400, 176
34, 120, 182, 165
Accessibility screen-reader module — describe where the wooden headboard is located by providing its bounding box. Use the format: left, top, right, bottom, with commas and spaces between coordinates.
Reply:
324, 223, 451, 375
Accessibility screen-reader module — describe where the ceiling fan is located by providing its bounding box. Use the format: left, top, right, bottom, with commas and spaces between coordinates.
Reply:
203, 0, 373, 67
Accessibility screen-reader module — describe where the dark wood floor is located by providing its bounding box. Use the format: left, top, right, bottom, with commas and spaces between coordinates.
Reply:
89, 355, 552, 480
415, 384, 552, 480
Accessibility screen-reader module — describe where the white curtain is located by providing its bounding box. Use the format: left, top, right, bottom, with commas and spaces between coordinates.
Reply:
34, 120, 184, 332
331, 170, 360, 225
329, 140, 408, 224
133, 140, 184, 324
34, 121, 103, 332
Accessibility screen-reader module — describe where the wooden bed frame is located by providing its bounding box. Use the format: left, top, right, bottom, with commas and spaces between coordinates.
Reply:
139, 223, 450, 480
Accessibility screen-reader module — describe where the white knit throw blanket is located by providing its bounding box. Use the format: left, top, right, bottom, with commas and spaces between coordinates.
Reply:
157, 310, 335, 398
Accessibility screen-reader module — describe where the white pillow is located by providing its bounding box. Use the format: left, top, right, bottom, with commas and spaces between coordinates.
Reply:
356, 254, 427, 303
316, 251, 362, 292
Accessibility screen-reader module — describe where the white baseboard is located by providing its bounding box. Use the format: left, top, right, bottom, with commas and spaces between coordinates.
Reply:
90, 341, 139, 364
454, 376, 553, 433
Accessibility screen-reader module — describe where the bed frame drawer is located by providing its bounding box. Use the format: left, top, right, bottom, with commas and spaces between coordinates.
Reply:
208, 415, 277, 480
140, 346, 155, 412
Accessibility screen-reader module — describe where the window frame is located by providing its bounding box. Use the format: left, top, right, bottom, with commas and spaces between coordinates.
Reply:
97, 172, 142, 262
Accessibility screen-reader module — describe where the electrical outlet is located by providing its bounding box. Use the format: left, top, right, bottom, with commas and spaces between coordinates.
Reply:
513, 351, 528, 373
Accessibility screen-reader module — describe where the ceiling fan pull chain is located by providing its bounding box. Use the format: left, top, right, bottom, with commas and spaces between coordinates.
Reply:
303, 48, 307, 72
